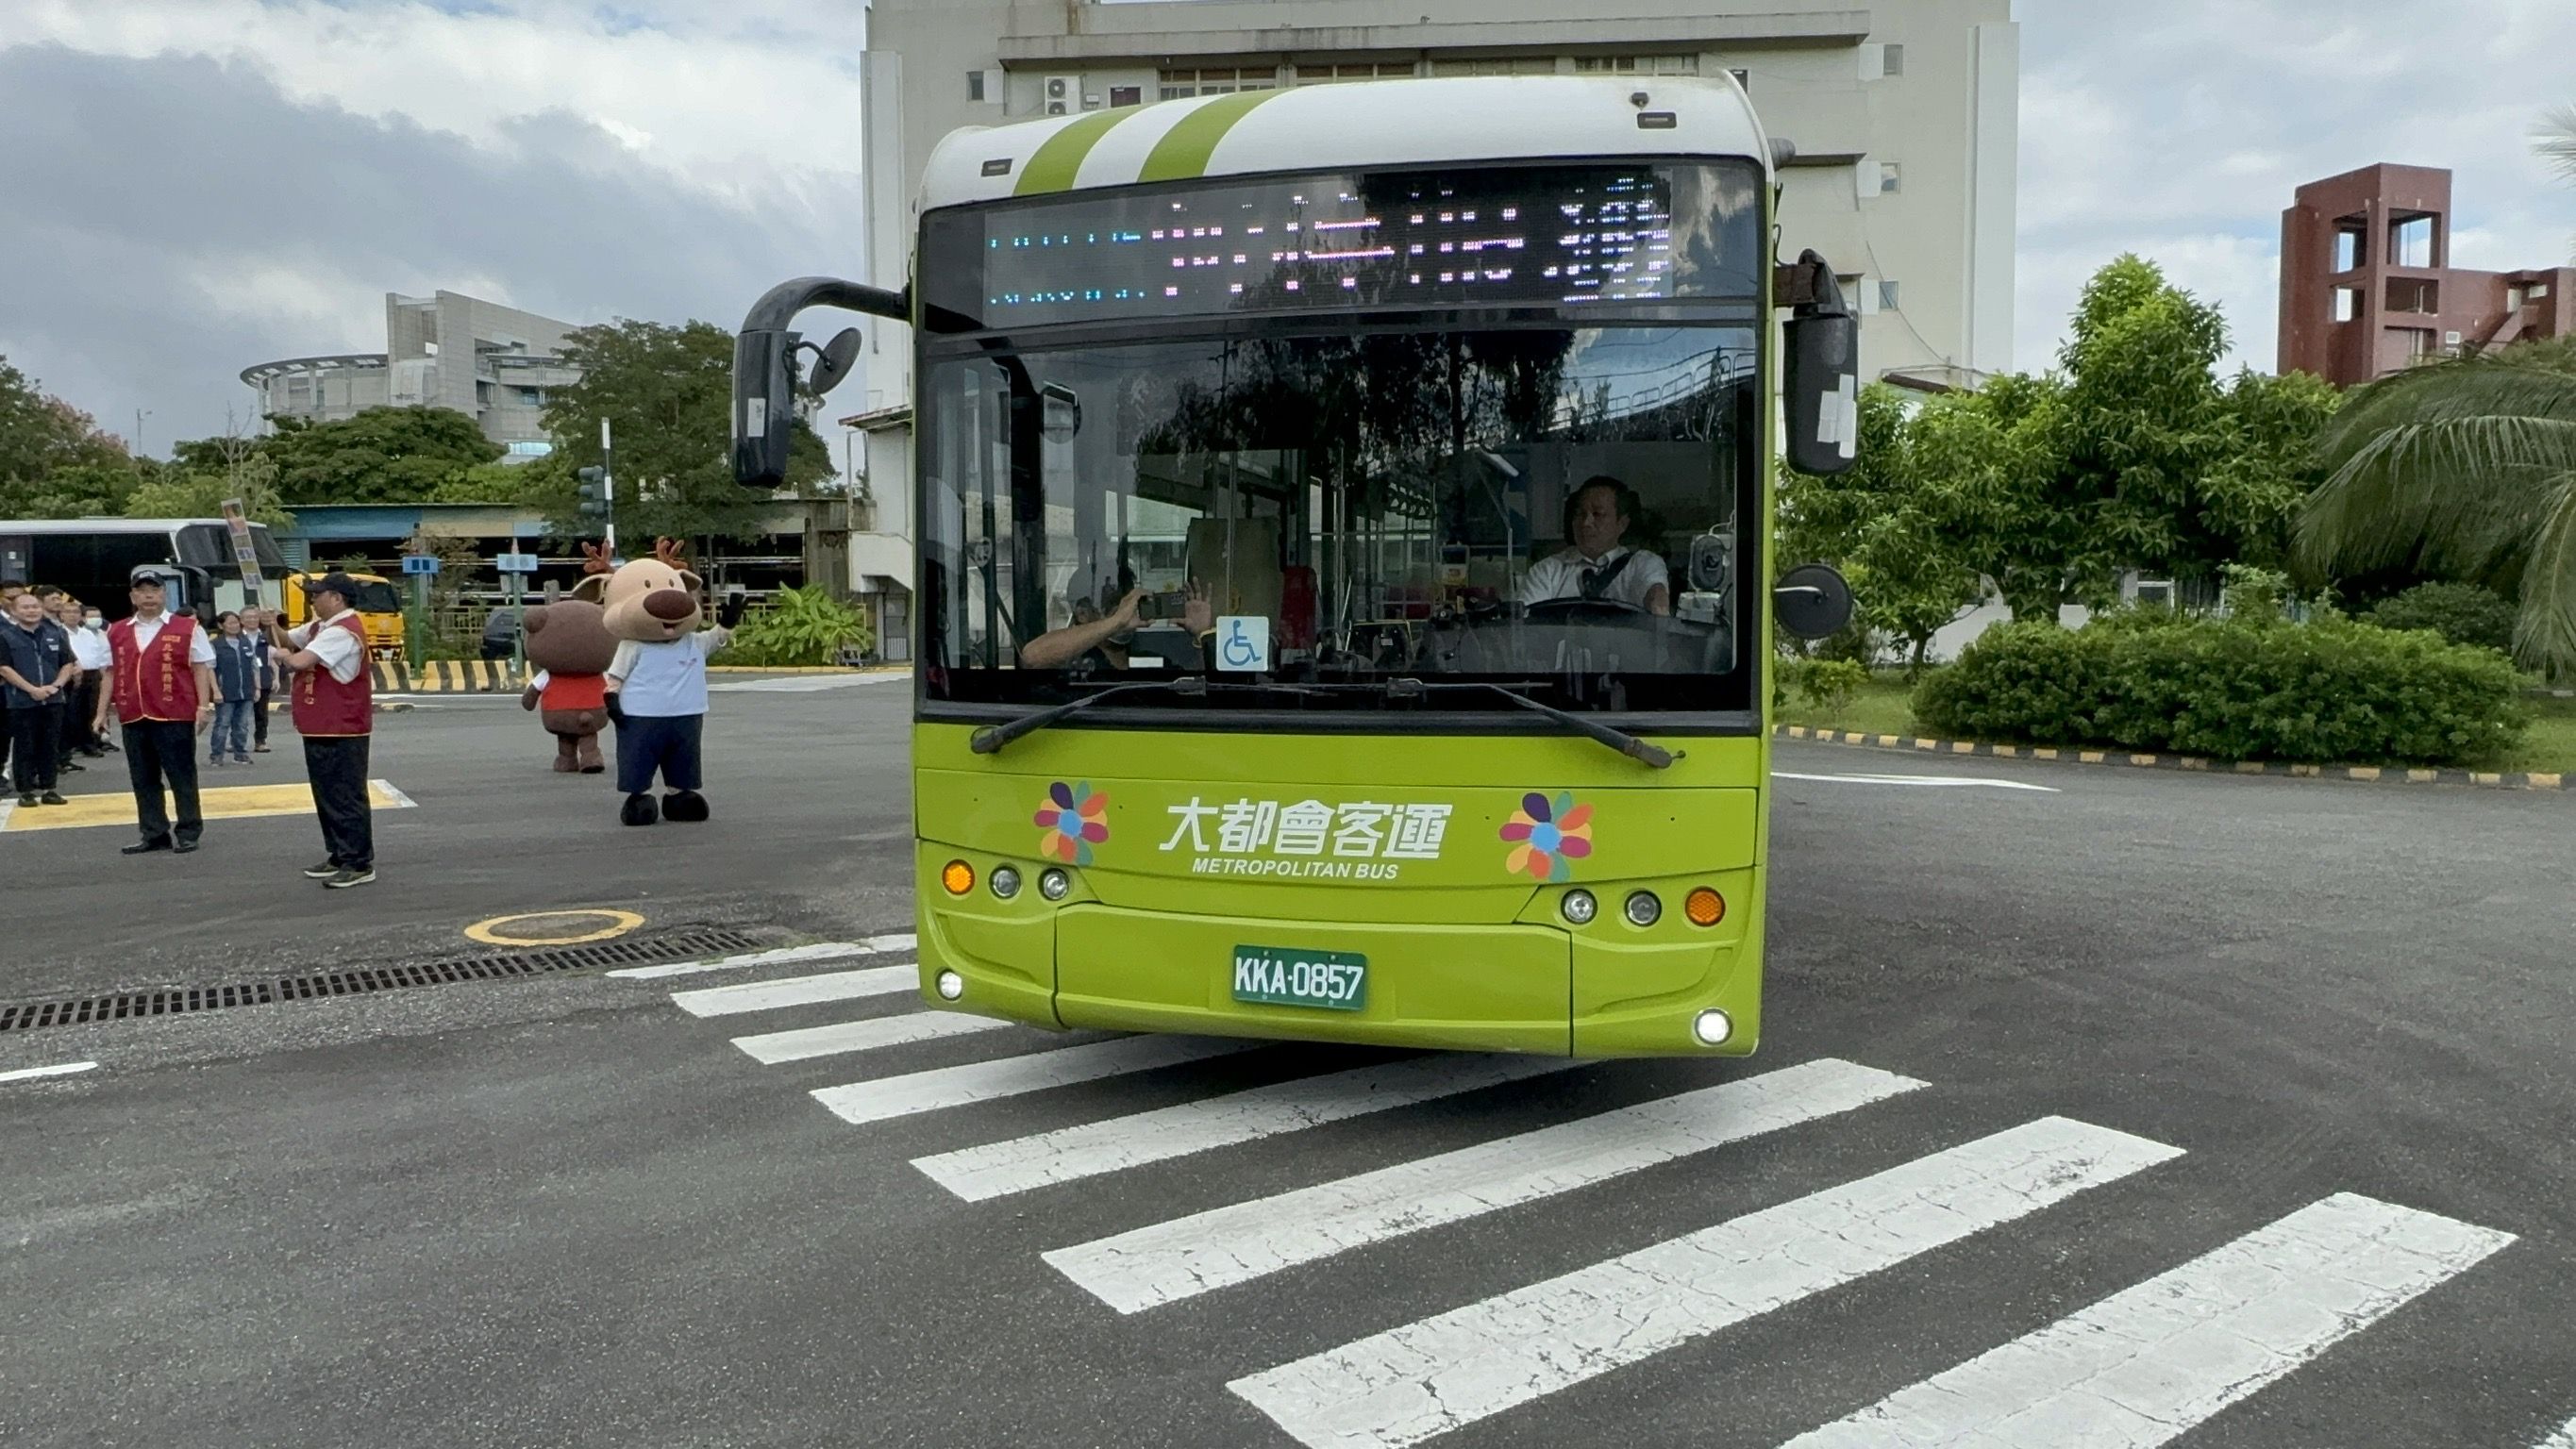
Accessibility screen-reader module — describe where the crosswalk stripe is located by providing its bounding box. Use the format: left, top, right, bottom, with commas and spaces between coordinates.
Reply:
1045, 1057, 1924, 1315
1229, 1115, 2182, 1449
1781, 1191, 2516, 1449
609, 941, 881, 980
733, 1009, 1012, 1065
811, 1035, 1255, 1125
669, 964, 917, 1018
913, 1052, 1586, 1202
2535, 1416, 2576, 1449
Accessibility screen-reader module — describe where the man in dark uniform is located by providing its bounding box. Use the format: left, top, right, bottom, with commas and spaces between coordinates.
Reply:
1, 588, 76, 808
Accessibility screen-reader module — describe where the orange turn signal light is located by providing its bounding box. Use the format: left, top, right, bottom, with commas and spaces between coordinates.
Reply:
942, 859, 976, 895
1684, 888, 1726, 927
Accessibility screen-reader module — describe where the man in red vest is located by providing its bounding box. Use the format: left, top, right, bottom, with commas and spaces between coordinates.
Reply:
92, 568, 216, 855
269, 572, 375, 888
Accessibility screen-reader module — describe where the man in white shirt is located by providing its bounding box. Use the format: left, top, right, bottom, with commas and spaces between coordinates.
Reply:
93, 570, 218, 854
269, 574, 376, 887
1516, 475, 1671, 616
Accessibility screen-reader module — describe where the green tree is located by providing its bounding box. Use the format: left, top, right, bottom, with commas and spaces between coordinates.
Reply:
428, 460, 540, 505
259, 407, 504, 505
0, 357, 133, 514
2200, 367, 2344, 572
1781, 383, 1984, 673
1907, 370, 2092, 622
534, 319, 833, 551
125, 451, 293, 527
2298, 336, 2576, 675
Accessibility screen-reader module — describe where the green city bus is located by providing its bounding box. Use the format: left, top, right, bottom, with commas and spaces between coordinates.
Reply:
733, 75, 1857, 1057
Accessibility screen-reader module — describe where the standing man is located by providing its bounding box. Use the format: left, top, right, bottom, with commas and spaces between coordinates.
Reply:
2, 589, 77, 808
270, 573, 374, 888
94, 568, 216, 855
244, 605, 276, 754
50, 595, 105, 765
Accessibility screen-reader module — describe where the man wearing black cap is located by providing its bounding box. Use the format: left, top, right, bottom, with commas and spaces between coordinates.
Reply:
92, 568, 216, 854
269, 573, 376, 887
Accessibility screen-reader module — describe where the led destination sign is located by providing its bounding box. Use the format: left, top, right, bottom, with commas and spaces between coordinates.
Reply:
921, 161, 1760, 331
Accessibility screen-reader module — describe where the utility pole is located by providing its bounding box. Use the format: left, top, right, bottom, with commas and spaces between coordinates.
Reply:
133, 408, 151, 460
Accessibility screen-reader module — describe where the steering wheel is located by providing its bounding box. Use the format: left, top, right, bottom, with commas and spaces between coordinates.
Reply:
1520, 596, 1649, 622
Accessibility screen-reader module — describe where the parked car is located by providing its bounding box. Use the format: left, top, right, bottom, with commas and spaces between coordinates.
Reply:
479, 608, 520, 660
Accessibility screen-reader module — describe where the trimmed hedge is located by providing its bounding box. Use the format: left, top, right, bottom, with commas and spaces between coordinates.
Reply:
2365, 582, 2518, 655
1913, 613, 2530, 765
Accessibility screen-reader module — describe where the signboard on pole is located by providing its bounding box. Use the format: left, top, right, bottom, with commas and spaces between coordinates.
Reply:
400, 554, 443, 576
493, 553, 542, 575
221, 498, 265, 608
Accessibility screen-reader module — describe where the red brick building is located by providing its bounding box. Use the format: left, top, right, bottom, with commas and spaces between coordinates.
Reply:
2278, 163, 2573, 386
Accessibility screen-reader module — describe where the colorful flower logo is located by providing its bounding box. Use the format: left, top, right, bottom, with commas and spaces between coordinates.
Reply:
1500, 791, 1593, 882
1034, 781, 1110, 865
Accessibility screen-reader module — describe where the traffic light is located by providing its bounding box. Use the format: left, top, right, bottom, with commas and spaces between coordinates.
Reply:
576, 466, 611, 519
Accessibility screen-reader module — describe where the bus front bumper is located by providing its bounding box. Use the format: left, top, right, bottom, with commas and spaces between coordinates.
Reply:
917, 867, 1763, 1058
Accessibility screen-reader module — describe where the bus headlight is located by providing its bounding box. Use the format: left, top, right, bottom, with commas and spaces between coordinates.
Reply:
1561, 890, 1597, 925
935, 970, 964, 1001
1038, 868, 1071, 901
1692, 1008, 1733, 1047
1624, 891, 1662, 926
990, 866, 1022, 900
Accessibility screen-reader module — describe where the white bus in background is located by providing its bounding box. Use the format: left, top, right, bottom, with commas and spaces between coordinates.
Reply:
0, 518, 291, 622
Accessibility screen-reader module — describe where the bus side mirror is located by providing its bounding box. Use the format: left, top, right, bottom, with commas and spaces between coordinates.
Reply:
732, 327, 798, 491
1780, 251, 1858, 476
1774, 563, 1854, 640
730, 275, 912, 491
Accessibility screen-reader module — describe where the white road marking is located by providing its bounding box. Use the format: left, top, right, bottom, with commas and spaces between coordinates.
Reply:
669, 964, 917, 1017
2534, 1416, 2576, 1449
914, 1052, 1585, 1202
811, 1035, 1254, 1125
864, 932, 918, 953
609, 941, 883, 980
0, 1061, 99, 1085
370, 778, 419, 808
732, 1009, 1010, 1065
1229, 1116, 2183, 1449
1781, 1191, 2515, 1449
711, 673, 911, 692
1775, 770, 2062, 793
1046, 1057, 1924, 1314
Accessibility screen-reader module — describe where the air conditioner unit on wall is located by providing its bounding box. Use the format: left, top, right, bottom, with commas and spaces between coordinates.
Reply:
1045, 75, 1076, 115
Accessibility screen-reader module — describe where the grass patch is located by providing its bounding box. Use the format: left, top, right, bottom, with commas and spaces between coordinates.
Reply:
2481, 695, 2576, 775
1774, 673, 1919, 738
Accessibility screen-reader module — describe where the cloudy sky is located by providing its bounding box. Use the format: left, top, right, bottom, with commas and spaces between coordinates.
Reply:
2, 0, 2571, 457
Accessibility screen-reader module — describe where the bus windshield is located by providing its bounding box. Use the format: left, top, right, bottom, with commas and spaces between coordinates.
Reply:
920, 162, 1764, 723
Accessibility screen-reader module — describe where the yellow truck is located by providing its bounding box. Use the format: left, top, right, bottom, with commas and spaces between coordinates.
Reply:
280, 571, 408, 657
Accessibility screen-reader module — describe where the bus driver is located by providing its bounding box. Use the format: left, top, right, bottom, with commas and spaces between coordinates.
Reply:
1517, 475, 1671, 616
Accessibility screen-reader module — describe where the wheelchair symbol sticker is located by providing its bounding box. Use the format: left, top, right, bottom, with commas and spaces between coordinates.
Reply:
1216, 615, 1271, 673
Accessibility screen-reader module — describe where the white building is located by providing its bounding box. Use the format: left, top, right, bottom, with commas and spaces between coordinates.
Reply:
242, 291, 582, 460
843, 0, 2018, 654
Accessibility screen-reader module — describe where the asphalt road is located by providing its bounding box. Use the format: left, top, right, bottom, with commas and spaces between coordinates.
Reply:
4, 696, 2573, 1449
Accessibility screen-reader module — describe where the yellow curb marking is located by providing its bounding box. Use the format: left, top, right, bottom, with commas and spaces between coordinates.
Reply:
2236, 761, 2267, 774
2129, 754, 2157, 766
2, 780, 415, 833
2470, 772, 2501, 785
1993, 745, 2019, 758
2291, 764, 2321, 777
1785, 725, 1808, 739
2033, 748, 2059, 760
2530, 773, 2564, 789
2180, 758, 2210, 771
2347, 766, 2383, 781
463, 908, 646, 947
2079, 751, 2106, 764
1913, 739, 1936, 750
1952, 741, 1976, 754
2406, 769, 2437, 784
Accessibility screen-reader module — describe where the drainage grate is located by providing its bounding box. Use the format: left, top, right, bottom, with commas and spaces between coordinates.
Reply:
0, 926, 766, 1034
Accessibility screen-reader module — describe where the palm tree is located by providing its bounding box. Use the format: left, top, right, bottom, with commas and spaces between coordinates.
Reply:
2296, 108, 2576, 678
2297, 338, 2576, 675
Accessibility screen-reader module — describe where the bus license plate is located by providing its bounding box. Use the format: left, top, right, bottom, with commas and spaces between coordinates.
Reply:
1231, 945, 1367, 1012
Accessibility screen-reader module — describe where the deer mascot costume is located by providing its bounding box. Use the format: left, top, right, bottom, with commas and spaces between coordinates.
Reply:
518, 543, 617, 774
582, 539, 745, 825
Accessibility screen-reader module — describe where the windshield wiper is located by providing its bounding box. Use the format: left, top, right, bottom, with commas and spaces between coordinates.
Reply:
1383, 678, 1679, 769
971, 676, 1210, 755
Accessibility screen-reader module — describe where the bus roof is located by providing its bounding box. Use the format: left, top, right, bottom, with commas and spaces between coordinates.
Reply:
920, 75, 1770, 213
0, 518, 272, 534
